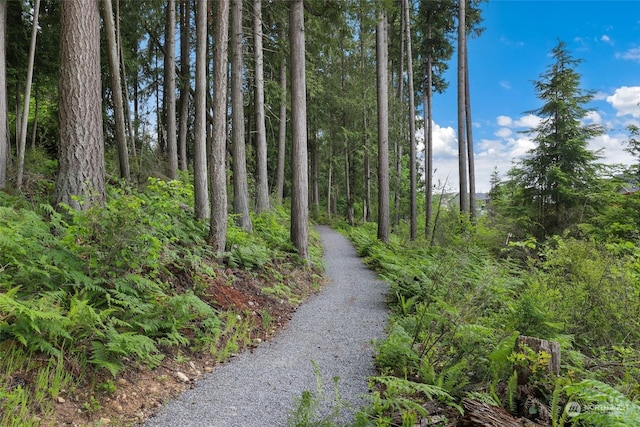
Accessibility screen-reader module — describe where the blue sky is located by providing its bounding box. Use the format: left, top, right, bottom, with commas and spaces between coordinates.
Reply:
419, 0, 640, 192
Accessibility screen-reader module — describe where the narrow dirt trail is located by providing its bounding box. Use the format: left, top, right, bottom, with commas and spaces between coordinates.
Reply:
142, 226, 389, 427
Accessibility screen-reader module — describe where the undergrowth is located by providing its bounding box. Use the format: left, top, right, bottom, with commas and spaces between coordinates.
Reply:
0, 177, 322, 426
336, 217, 640, 427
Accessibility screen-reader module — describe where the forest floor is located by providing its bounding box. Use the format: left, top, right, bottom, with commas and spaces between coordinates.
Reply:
50, 259, 322, 427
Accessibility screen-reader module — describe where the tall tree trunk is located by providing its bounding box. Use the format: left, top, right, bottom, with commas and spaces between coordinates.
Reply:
404, 0, 417, 240
30, 83, 37, 150
457, 0, 469, 214
208, 0, 230, 251
177, 0, 189, 171
345, 140, 354, 225
103, 0, 130, 182
289, 0, 309, 259
14, 82, 20, 151
393, 0, 405, 227
165, 0, 178, 179
231, 0, 252, 232
275, 56, 286, 204
116, 0, 135, 162
360, 6, 370, 222
309, 131, 319, 215
253, 0, 270, 212
16, 0, 39, 190
326, 137, 333, 218
393, 132, 402, 225
0, 0, 7, 190
466, 48, 476, 220
424, 15, 434, 238
193, 0, 209, 219
376, 9, 390, 243
55, 0, 105, 210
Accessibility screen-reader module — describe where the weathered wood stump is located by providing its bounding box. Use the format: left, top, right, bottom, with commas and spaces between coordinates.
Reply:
457, 398, 523, 426
515, 335, 560, 385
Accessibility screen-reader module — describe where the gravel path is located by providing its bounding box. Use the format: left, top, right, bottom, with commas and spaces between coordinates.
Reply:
143, 225, 389, 427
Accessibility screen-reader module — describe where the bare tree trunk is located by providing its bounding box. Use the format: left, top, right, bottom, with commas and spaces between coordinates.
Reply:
116, 0, 135, 162
404, 0, 417, 240
376, 9, 390, 243
424, 90, 433, 238
0, 0, 7, 189
14, 82, 20, 150
457, 0, 469, 214
275, 56, 286, 204
193, 0, 210, 219
177, 0, 189, 171
30, 84, 37, 150
208, 0, 230, 251
253, 0, 270, 212
345, 140, 354, 225
103, 0, 130, 182
289, 0, 309, 259
326, 137, 333, 219
393, 0, 405, 228
425, 16, 434, 238
55, 0, 105, 210
16, 0, 39, 190
309, 131, 319, 215
231, 0, 252, 232
466, 48, 476, 220
360, 7, 370, 222
165, 0, 178, 179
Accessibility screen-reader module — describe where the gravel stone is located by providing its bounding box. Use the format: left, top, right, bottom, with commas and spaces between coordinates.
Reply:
143, 226, 388, 427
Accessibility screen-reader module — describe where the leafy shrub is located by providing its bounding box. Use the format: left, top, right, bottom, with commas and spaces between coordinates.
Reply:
535, 238, 640, 350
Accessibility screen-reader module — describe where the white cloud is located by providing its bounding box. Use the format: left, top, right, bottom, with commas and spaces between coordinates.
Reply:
415, 113, 633, 194
601, 34, 611, 44
497, 115, 513, 127
495, 128, 512, 138
515, 114, 541, 129
500, 81, 511, 90
416, 120, 458, 158
593, 91, 609, 101
606, 86, 640, 117
588, 132, 635, 167
496, 113, 541, 129
616, 47, 640, 62
584, 111, 603, 124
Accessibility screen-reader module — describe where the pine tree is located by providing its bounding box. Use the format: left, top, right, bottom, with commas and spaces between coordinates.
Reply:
510, 41, 604, 237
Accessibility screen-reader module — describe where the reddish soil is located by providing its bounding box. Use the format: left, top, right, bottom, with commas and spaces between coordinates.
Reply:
47, 259, 324, 427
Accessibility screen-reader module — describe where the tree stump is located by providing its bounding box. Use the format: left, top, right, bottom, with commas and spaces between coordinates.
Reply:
515, 335, 560, 385
457, 398, 523, 427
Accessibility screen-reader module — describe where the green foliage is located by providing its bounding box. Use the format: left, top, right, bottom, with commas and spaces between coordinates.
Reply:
534, 238, 640, 350
288, 362, 350, 427
0, 178, 233, 423
345, 222, 640, 425
365, 376, 461, 418
375, 324, 419, 377
565, 379, 640, 426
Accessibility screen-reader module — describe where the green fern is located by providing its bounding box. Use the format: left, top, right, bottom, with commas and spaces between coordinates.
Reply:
564, 379, 640, 426
506, 370, 518, 414
373, 376, 462, 414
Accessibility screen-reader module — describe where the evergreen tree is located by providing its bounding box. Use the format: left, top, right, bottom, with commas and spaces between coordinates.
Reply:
55, 0, 106, 209
510, 41, 603, 237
